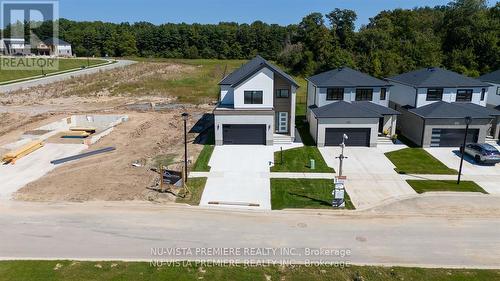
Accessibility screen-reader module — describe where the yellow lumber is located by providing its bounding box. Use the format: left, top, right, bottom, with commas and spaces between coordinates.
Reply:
70, 127, 96, 133
3, 140, 43, 159
61, 131, 91, 137
2, 141, 44, 164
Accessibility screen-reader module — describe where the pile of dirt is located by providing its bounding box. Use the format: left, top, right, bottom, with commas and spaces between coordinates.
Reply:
14, 108, 208, 202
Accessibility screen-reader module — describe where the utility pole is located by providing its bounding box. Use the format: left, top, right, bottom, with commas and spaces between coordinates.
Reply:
182, 113, 189, 183
458, 116, 472, 185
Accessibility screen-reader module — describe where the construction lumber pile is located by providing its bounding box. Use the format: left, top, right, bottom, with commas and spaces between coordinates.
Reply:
70, 127, 96, 133
2, 140, 44, 164
60, 131, 91, 138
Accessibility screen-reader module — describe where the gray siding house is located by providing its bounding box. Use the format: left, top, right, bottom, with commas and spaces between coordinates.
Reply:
387, 67, 500, 146
214, 56, 299, 146
306, 67, 399, 147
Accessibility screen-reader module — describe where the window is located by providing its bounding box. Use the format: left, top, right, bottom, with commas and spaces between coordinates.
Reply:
244, 91, 263, 104
456, 89, 473, 102
426, 88, 443, 101
275, 89, 289, 98
497, 87, 500, 96
326, 88, 344, 101
481, 88, 486, 101
355, 88, 373, 101
380, 88, 387, 101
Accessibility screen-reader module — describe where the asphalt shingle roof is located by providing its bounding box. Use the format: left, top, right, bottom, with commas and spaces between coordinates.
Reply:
307, 67, 390, 87
409, 101, 499, 119
219, 55, 299, 87
310, 101, 384, 118
352, 101, 401, 116
387, 67, 490, 88
479, 69, 500, 84
44, 37, 71, 46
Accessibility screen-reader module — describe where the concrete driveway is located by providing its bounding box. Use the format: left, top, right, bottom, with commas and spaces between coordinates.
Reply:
319, 145, 416, 209
199, 145, 275, 210
425, 147, 500, 194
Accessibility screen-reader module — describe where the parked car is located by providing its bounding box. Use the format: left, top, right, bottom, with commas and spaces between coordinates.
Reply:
462, 143, 500, 164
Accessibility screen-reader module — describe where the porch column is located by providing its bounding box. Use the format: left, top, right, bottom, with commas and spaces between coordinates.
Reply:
391, 115, 397, 136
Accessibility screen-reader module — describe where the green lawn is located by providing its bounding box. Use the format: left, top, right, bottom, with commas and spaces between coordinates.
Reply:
271, 118, 334, 173
175, 177, 207, 205
407, 180, 488, 194
385, 148, 458, 175
3, 261, 498, 281
0, 58, 108, 83
192, 145, 214, 172
271, 179, 354, 210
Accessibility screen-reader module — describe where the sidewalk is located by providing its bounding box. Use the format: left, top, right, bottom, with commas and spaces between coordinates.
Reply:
190, 171, 336, 179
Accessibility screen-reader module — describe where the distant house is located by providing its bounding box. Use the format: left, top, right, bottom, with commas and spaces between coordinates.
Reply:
1, 38, 30, 56
479, 70, 500, 109
44, 38, 73, 57
306, 67, 399, 147
387, 67, 500, 146
214, 55, 299, 146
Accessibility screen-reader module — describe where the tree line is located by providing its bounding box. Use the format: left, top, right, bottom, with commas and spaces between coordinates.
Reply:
2, 0, 499, 77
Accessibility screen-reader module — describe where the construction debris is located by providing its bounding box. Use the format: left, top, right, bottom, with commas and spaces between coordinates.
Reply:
70, 127, 97, 133
50, 147, 116, 165
2, 140, 44, 164
60, 131, 91, 138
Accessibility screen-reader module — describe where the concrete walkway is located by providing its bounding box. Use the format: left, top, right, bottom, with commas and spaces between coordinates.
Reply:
320, 145, 416, 210
0, 59, 136, 93
191, 171, 336, 179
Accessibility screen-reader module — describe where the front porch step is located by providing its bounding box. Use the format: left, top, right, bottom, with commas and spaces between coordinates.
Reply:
377, 136, 394, 145
273, 134, 293, 145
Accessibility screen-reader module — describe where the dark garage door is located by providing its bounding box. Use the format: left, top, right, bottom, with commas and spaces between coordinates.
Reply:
431, 128, 479, 147
325, 128, 371, 147
223, 124, 266, 145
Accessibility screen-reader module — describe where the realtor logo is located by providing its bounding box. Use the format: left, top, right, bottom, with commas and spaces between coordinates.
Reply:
1, 0, 59, 70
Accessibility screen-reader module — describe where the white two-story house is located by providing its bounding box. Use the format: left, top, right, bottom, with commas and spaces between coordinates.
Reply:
306, 67, 400, 147
387, 67, 500, 147
214, 56, 299, 146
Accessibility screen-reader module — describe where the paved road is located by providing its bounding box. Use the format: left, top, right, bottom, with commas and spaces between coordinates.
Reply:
0, 59, 136, 93
1, 199, 499, 268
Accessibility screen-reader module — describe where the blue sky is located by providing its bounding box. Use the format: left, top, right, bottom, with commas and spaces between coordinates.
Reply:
56, 0, 460, 28
2, 0, 491, 29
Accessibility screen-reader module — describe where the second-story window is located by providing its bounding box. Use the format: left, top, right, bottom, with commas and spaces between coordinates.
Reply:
244, 91, 263, 104
275, 89, 290, 98
426, 88, 443, 101
380, 88, 387, 100
326, 88, 344, 101
355, 88, 373, 101
456, 89, 473, 102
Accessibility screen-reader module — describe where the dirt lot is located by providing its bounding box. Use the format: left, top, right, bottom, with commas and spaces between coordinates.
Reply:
0, 60, 216, 202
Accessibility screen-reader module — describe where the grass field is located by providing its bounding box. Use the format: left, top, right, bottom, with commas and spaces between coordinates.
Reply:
385, 148, 458, 174
0, 57, 108, 83
407, 180, 488, 194
271, 179, 354, 210
175, 177, 207, 205
116, 58, 246, 103
2, 261, 498, 281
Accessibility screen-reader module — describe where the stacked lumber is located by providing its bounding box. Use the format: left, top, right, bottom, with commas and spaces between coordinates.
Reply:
2, 140, 44, 164
70, 127, 96, 133
61, 131, 91, 138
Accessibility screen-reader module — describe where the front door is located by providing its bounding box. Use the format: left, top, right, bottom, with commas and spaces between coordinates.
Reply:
277, 112, 288, 133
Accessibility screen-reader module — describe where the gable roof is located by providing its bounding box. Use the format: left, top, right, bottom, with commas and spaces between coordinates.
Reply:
409, 101, 500, 119
307, 67, 390, 88
387, 67, 490, 88
44, 37, 71, 46
311, 101, 384, 118
219, 55, 299, 87
479, 69, 500, 84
